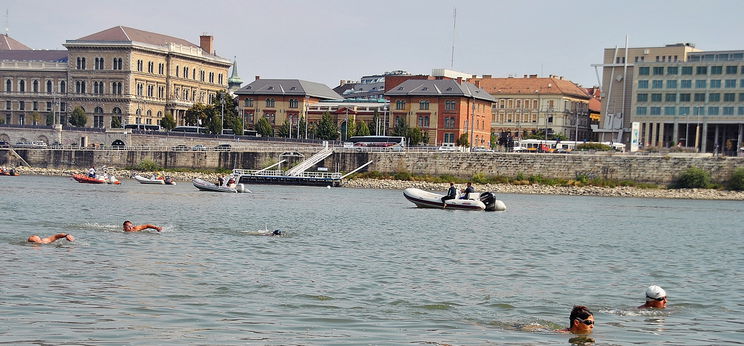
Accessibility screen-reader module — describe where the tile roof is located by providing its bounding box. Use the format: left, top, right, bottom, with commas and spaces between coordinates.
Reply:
384, 79, 495, 102
0, 50, 68, 62
75, 26, 199, 49
235, 79, 343, 100
0, 34, 32, 50
588, 97, 602, 113
468, 76, 590, 99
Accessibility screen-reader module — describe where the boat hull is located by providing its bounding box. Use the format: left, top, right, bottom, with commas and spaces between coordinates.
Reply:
134, 175, 165, 184
72, 174, 106, 184
192, 178, 249, 193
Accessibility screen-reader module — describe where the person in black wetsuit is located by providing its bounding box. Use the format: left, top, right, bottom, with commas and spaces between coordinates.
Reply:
441, 182, 457, 207
461, 182, 475, 199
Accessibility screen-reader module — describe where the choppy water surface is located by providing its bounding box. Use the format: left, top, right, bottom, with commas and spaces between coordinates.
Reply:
1, 175, 743, 344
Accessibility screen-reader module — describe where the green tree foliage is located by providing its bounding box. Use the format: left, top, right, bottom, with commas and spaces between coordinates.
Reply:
298, 117, 308, 138
405, 127, 423, 146
490, 132, 498, 148
185, 103, 211, 127
391, 117, 408, 137
370, 110, 380, 135
46, 113, 54, 126
456, 133, 469, 147
29, 112, 42, 125
356, 121, 370, 136
316, 112, 339, 140
576, 143, 612, 151
208, 112, 223, 135
231, 117, 244, 135
671, 167, 712, 189
727, 168, 744, 191
210, 90, 240, 135
524, 129, 567, 141
69, 106, 87, 127
110, 115, 122, 128
277, 120, 291, 138
256, 117, 274, 137
160, 111, 176, 130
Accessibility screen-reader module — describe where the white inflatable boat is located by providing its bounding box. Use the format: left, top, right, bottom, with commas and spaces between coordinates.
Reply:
403, 187, 506, 211
192, 178, 249, 193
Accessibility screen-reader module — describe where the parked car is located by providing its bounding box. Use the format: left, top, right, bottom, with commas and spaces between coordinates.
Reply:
171, 144, 190, 151
472, 147, 494, 152
14, 141, 47, 148
50, 142, 63, 149
438, 144, 458, 152
192, 144, 208, 151
214, 144, 232, 152
0, 141, 10, 148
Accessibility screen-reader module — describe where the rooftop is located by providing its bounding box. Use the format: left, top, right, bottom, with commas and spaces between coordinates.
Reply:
235, 79, 343, 100
469, 75, 590, 99
384, 79, 495, 102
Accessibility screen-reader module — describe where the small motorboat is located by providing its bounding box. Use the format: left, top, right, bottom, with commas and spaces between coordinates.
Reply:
0, 168, 19, 176
134, 175, 165, 184
403, 187, 506, 211
192, 178, 249, 193
72, 173, 121, 185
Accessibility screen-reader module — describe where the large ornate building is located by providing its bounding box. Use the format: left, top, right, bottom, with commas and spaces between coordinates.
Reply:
0, 26, 232, 128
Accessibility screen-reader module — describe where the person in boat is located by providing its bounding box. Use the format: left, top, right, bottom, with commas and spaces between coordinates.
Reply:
217, 176, 224, 186
638, 285, 667, 309
226, 177, 236, 187
441, 182, 457, 207
461, 182, 475, 199
88, 166, 96, 178
556, 305, 594, 334
28, 233, 75, 244
123, 220, 162, 232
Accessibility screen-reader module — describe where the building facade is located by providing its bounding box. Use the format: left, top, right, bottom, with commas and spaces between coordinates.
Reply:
0, 26, 232, 129
631, 50, 744, 153
235, 78, 343, 132
333, 70, 409, 101
468, 75, 591, 141
594, 43, 700, 144
384, 78, 494, 147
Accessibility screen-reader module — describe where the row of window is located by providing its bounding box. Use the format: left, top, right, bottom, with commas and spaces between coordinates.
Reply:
3, 100, 66, 112
636, 106, 744, 116
243, 98, 302, 109
639, 65, 742, 76
638, 79, 744, 89
4, 79, 66, 94
394, 100, 459, 111
637, 92, 744, 103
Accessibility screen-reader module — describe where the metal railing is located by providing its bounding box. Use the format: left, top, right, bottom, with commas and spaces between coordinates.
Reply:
232, 169, 342, 179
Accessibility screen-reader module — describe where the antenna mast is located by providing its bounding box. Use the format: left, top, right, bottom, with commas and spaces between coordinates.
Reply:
5, 9, 8, 35
450, 7, 456, 68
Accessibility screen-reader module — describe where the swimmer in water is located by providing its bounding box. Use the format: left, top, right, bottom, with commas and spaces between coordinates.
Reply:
123, 220, 162, 232
638, 285, 667, 309
27, 233, 75, 244
556, 305, 594, 334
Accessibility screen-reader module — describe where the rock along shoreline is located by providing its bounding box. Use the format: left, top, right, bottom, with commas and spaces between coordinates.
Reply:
13, 167, 744, 201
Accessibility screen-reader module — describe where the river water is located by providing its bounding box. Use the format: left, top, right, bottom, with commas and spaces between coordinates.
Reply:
1, 175, 742, 344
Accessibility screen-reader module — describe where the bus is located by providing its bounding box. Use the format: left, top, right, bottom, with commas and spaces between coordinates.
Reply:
514, 139, 626, 153
346, 136, 406, 149
171, 126, 208, 134
124, 124, 161, 131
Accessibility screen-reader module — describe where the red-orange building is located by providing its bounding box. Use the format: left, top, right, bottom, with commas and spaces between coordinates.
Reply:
384, 78, 495, 147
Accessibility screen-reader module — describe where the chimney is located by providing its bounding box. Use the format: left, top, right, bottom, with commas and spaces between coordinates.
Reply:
474, 80, 480, 88
529, 74, 538, 78
200, 35, 214, 54
255, 75, 261, 81
456, 77, 462, 84
523, 74, 527, 78
483, 74, 492, 78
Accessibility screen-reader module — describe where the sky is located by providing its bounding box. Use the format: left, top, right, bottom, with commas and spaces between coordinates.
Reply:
4, 0, 743, 89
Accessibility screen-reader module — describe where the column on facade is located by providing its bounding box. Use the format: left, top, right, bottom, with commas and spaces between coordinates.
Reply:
672, 119, 679, 146
657, 122, 665, 147
737, 124, 743, 156
701, 120, 708, 153
714, 125, 720, 154
649, 123, 657, 148
641, 122, 649, 148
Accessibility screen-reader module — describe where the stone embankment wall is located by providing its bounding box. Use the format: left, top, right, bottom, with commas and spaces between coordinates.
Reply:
3, 149, 744, 185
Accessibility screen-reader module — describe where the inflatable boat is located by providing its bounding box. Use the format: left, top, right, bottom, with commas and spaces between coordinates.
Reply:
403, 187, 506, 211
192, 178, 249, 193
72, 173, 121, 185
134, 175, 165, 184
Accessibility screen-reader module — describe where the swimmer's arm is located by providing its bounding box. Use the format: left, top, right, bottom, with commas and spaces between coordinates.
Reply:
132, 224, 161, 232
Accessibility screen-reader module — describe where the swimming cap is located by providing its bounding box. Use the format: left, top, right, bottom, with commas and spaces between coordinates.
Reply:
645, 285, 666, 300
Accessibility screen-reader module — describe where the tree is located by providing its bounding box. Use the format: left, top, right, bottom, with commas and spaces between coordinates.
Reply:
405, 127, 424, 146
316, 112, 339, 140
231, 117, 244, 135
356, 121, 370, 136
160, 111, 176, 130
391, 117, 408, 137
298, 116, 308, 138
46, 113, 54, 126
110, 115, 122, 128
277, 120, 291, 138
211, 90, 240, 135
490, 132, 498, 149
208, 112, 222, 135
456, 133, 469, 147
370, 110, 380, 135
256, 117, 274, 137
185, 103, 211, 126
525, 129, 567, 141
69, 106, 87, 127
29, 112, 42, 125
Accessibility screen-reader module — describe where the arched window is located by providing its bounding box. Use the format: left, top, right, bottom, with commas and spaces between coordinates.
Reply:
33, 80, 39, 93
5, 79, 11, 92
266, 98, 275, 107
112, 107, 122, 114
157, 111, 162, 117
46, 80, 52, 94
289, 99, 298, 108
136, 108, 142, 115
19, 80, 25, 93
146, 110, 152, 117
60, 81, 66, 93
175, 65, 179, 77
94, 106, 104, 114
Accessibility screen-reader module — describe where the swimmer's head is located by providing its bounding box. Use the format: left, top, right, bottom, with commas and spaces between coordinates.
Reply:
123, 220, 133, 232
27, 235, 41, 243
568, 305, 594, 334
645, 285, 666, 301
272, 230, 282, 236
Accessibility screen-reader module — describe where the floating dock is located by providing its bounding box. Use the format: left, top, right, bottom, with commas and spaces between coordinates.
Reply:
233, 169, 343, 187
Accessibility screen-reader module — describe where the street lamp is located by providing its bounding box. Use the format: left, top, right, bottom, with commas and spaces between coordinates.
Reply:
469, 98, 475, 151
574, 106, 580, 142
220, 96, 225, 135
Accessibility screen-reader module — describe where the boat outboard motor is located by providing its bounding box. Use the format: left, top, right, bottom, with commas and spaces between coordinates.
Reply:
480, 192, 506, 211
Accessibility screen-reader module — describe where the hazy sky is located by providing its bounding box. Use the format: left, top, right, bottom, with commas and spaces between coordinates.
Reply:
4, 0, 742, 89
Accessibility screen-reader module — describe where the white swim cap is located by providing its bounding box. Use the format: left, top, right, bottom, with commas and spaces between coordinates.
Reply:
645, 285, 666, 300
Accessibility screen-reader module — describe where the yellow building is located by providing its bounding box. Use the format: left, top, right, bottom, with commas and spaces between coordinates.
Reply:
0, 26, 232, 129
